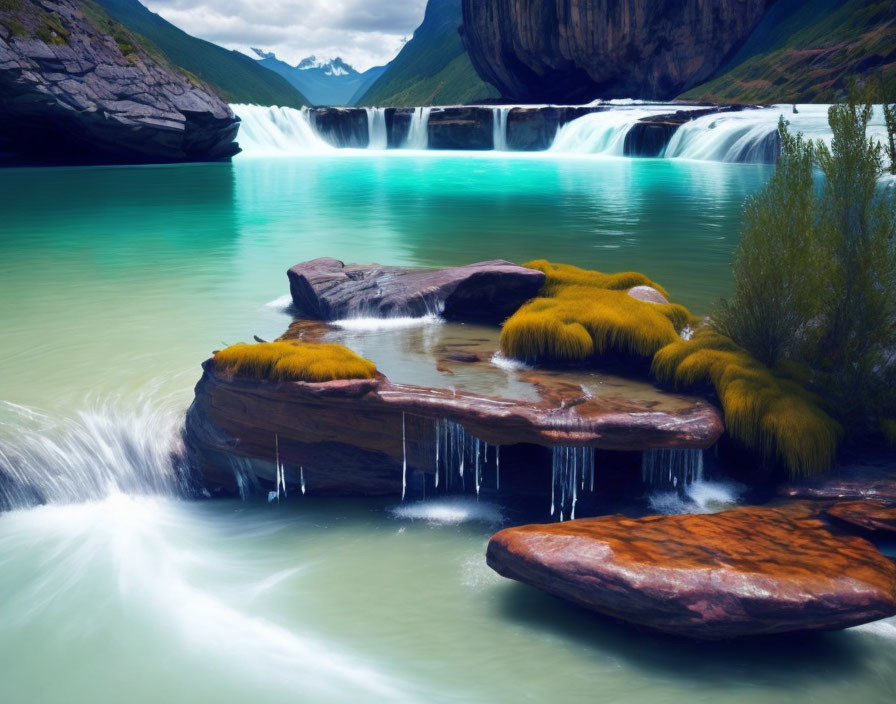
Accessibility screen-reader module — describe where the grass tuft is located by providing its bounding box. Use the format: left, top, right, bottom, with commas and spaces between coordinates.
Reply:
213, 341, 377, 383
652, 330, 841, 477
882, 418, 896, 447
500, 261, 692, 364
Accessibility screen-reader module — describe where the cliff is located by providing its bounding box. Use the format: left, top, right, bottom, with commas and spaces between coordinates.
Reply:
0, 0, 239, 165
459, 0, 769, 102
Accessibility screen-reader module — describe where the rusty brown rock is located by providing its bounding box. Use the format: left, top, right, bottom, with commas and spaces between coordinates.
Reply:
826, 501, 896, 536
487, 507, 896, 639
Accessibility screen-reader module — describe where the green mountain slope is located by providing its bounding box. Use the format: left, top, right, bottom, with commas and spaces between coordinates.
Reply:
92, 0, 308, 107
681, 0, 896, 103
358, 0, 497, 107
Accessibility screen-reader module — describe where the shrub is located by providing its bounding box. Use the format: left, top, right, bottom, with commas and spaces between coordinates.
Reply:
213, 341, 377, 383
653, 330, 842, 477
500, 261, 693, 364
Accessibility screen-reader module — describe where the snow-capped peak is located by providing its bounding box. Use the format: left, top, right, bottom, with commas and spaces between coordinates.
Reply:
296, 56, 357, 76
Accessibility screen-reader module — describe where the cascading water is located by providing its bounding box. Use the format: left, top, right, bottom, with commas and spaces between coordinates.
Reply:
550, 107, 677, 155
492, 107, 512, 151
0, 399, 191, 511
231, 104, 332, 156
433, 419, 497, 496
664, 111, 782, 163
641, 448, 704, 489
551, 446, 595, 521
403, 107, 432, 149
366, 107, 388, 150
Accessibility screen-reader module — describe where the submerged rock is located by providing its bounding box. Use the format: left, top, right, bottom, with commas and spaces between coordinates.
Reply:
487, 506, 896, 639
0, 0, 239, 165
287, 258, 546, 324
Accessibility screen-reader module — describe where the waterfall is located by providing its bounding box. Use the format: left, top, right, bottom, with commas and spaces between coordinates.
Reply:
641, 448, 704, 489
551, 446, 595, 522
231, 104, 332, 156
434, 420, 496, 495
0, 400, 191, 511
664, 111, 782, 163
366, 107, 388, 150
550, 108, 669, 155
492, 107, 512, 151
403, 107, 432, 149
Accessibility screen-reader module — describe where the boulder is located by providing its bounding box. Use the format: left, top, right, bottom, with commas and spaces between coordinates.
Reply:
826, 501, 896, 536
460, 0, 768, 102
309, 107, 368, 148
287, 258, 546, 324
487, 506, 896, 639
0, 0, 239, 165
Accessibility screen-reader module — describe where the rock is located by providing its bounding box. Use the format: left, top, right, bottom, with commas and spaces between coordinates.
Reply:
627, 286, 669, 305
460, 0, 768, 102
0, 0, 238, 165
427, 106, 493, 150
287, 258, 546, 324
185, 360, 724, 497
826, 501, 896, 536
506, 106, 599, 151
487, 506, 896, 639
779, 461, 896, 504
309, 107, 368, 148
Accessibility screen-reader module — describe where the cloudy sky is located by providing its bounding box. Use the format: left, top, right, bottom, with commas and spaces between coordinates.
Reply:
143, 1, 429, 71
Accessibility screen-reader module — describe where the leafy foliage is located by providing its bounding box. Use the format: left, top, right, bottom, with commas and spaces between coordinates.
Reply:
213, 341, 377, 383
713, 93, 896, 446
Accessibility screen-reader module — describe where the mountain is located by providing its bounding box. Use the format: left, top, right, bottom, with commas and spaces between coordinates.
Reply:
92, 0, 307, 107
252, 51, 386, 106
357, 0, 498, 107
680, 0, 896, 103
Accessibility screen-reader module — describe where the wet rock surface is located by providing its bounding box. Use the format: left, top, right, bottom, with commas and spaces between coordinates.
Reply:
460, 0, 768, 102
825, 501, 896, 536
287, 258, 546, 323
487, 506, 896, 639
779, 462, 896, 505
0, 0, 239, 165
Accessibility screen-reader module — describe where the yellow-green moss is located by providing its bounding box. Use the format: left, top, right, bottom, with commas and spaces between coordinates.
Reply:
213, 341, 377, 383
652, 330, 842, 477
500, 261, 693, 363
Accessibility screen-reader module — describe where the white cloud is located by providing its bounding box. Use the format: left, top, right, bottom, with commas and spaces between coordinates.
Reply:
143, 0, 429, 71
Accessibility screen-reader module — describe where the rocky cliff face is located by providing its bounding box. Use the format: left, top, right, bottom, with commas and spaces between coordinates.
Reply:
0, 0, 239, 165
460, 0, 770, 102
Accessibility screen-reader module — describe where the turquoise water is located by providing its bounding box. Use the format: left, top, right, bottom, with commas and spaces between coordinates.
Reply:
2, 153, 895, 703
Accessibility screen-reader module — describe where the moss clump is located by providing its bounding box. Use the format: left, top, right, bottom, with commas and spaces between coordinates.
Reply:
213, 341, 377, 383
653, 330, 842, 477
500, 261, 693, 364
882, 419, 896, 447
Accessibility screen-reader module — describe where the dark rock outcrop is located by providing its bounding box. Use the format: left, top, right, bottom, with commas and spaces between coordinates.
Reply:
779, 462, 896, 505
487, 506, 896, 639
0, 0, 239, 165
309, 107, 368, 148
287, 258, 546, 323
186, 362, 724, 497
428, 106, 493, 150
505, 106, 598, 151
460, 0, 769, 102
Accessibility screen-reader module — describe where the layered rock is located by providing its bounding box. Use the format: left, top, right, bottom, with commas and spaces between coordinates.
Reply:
309, 107, 368, 148
287, 258, 546, 323
0, 0, 239, 165
779, 462, 896, 504
427, 106, 493, 150
460, 0, 769, 102
185, 363, 723, 497
825, 501, 896, 536
487, 506, 896, 639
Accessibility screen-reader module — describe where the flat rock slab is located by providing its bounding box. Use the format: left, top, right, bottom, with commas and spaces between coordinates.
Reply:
779, 461, 896, 504
287, 258, 545, 323
826, 501, 896, 536
487, 507, 896, 640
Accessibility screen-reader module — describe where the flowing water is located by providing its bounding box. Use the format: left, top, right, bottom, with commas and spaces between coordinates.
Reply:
1, 109, 895, 702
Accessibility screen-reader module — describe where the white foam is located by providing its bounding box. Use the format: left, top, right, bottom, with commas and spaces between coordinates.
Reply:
390, 498, 504, 525
264, 294, 293, 310
648, 479, 746, 515
332, 314, 443, 332
489, 352, 531, 371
